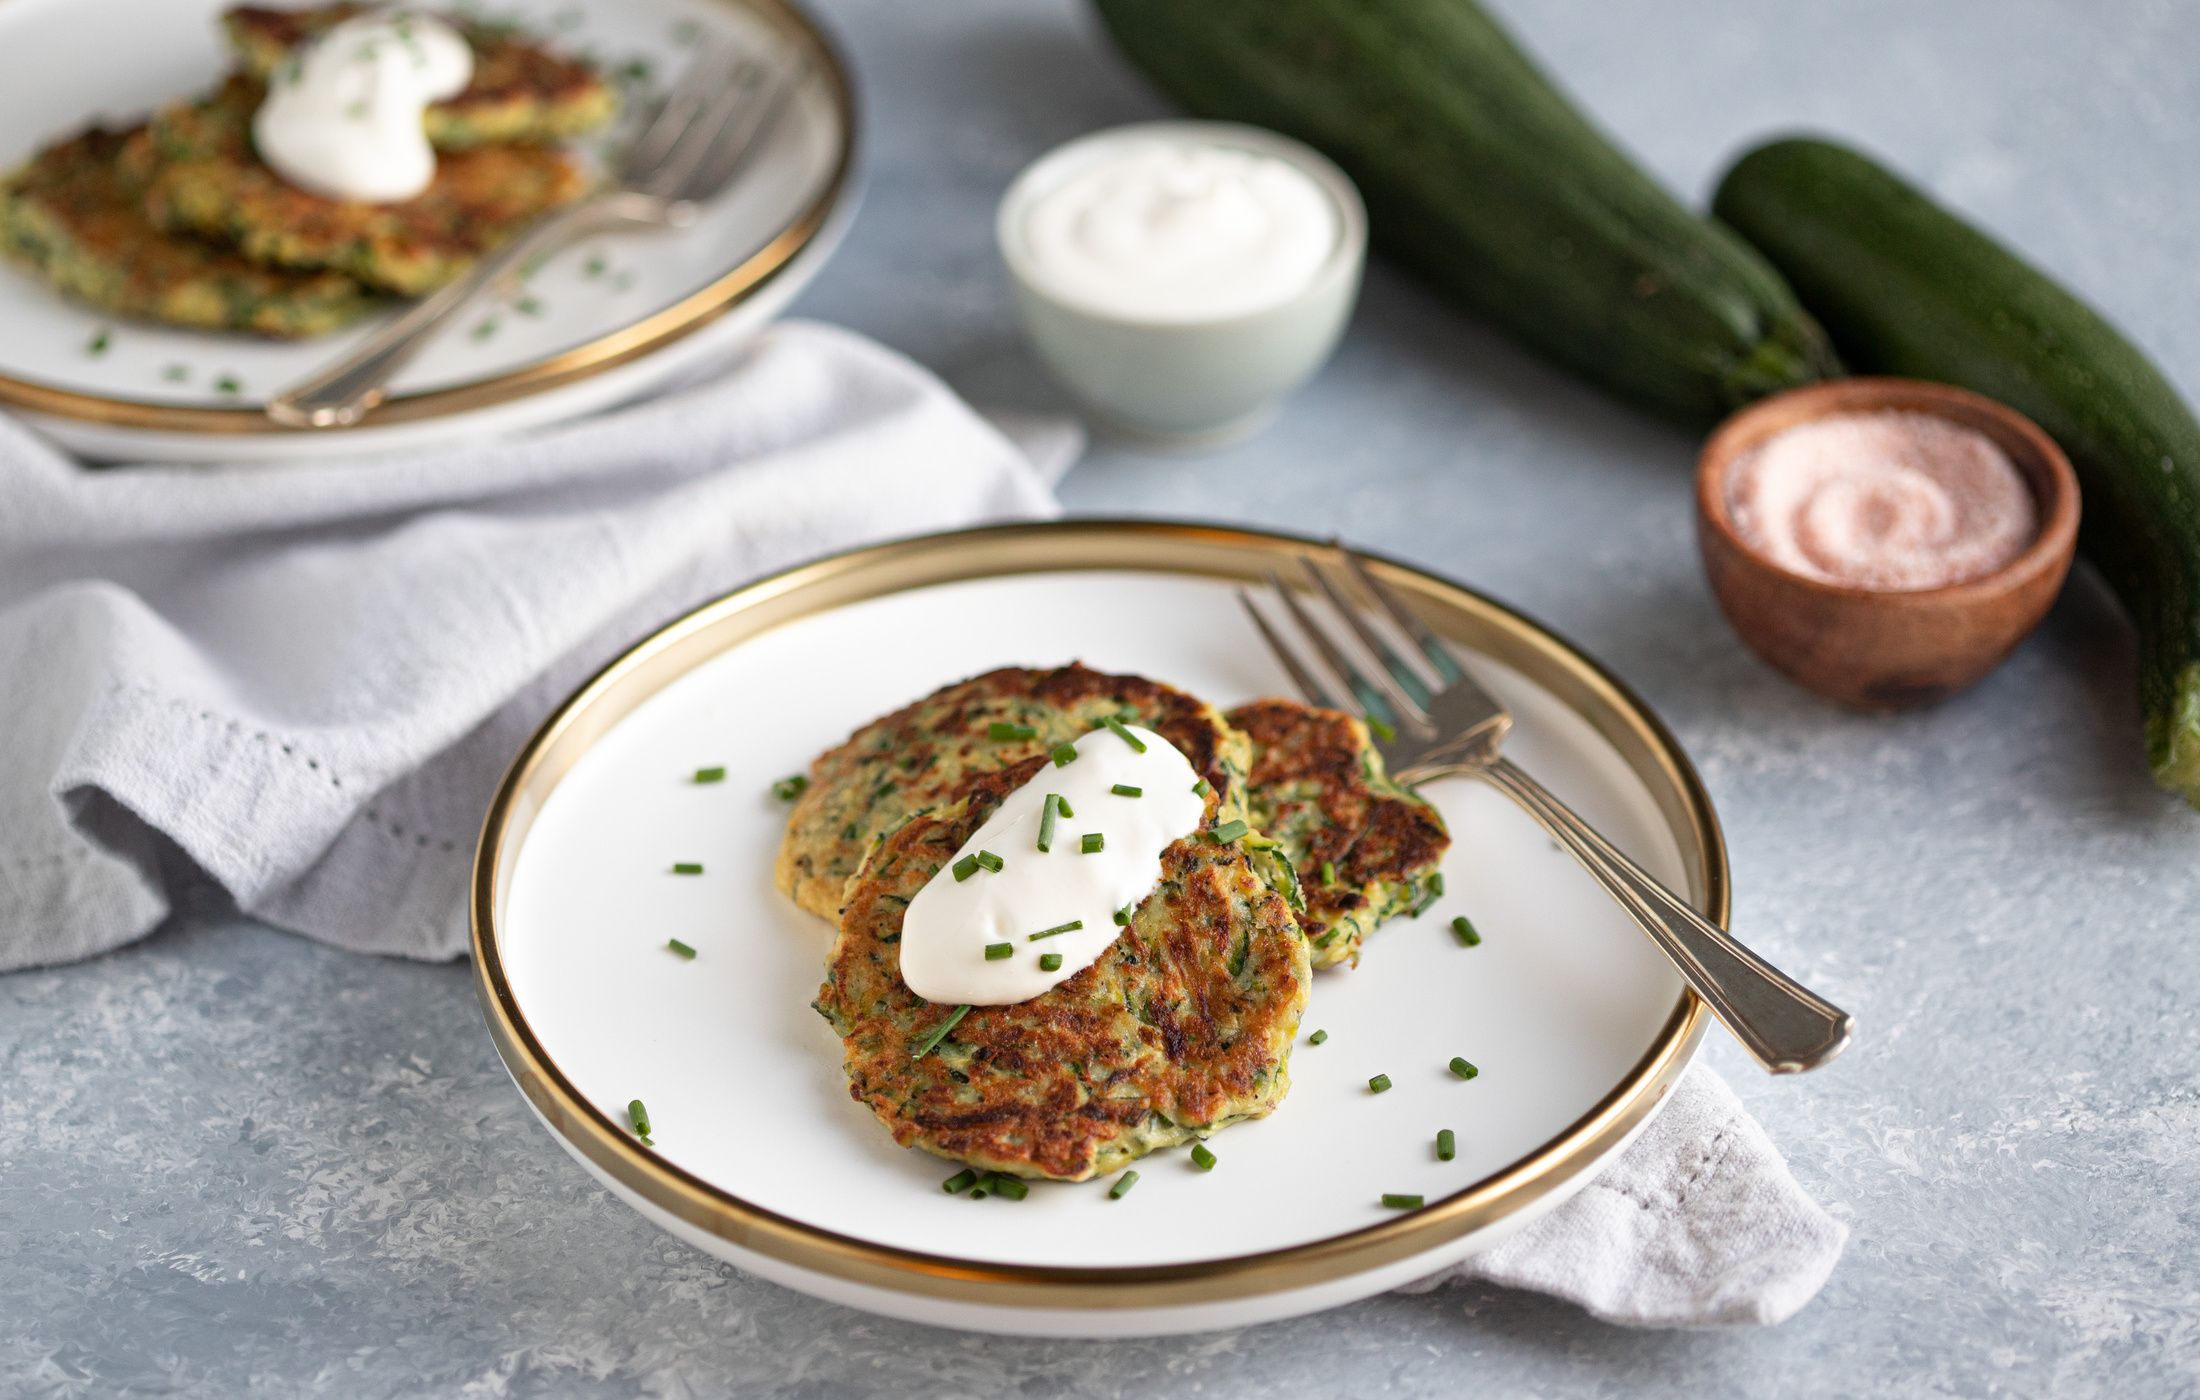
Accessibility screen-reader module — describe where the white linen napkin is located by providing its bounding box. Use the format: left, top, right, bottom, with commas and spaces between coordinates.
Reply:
0, 320, 1062, 969
0, 318, 1841, 1325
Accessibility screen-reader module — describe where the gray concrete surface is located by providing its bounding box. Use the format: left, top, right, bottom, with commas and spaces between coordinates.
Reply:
6, 0, 2197, 1395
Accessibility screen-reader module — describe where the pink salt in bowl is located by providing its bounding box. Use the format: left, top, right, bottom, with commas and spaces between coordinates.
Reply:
1696, 377, 2080, 710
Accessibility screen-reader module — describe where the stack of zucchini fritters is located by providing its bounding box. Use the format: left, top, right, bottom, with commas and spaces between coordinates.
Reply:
782, 664, 1453, 1184
0, 4, 612, 337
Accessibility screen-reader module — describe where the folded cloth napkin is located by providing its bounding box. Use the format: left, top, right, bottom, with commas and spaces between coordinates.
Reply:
0, 320, 1061, 969
1400, 1064, 1847, 1327
0, 318, 1841, 1326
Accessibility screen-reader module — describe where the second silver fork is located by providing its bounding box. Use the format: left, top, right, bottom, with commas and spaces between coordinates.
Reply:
1242, 543, 1854, 1075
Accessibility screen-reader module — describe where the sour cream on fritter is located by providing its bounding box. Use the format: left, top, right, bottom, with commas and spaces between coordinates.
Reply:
253, 12, 473, 203
897, 723, 1208, 1006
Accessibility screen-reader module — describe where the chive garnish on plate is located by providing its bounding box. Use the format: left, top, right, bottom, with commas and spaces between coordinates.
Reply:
670, 862, 703, 875
984, 942, 1013, 961
1109, 1171, 1139, 1200
1437, 1129, 1457, 1161
1449, 1057, 1480, 1080
1037, 794, 1060, 851
1381, 1193, 1424, 1210
214, 374, 243, 396
1055, 796, 1075, 819
691, 766, 725, 784
1368, 714, 1397, 743
974, 850, 1004, 873
943, 1168, 978, 1194
1112, 904, 1132, 926
1039, 952, 1063, 972
627, 1099, 652, 1141
1110, 783, 1142, 798
1028, 919, 1083, 942
1190, 1143, 1217, 1172
952, 854, 980, 882
1191, 778, 1210, 796
771, 774, 808, 801
1098, 715, 1146, 752
1428, 872, 1446, 897
1208, 819, 1249, 845
911, 1004, 970, 1058
1368, 1073, 1393, 1094
1081, 833, 1105, 854
1052, 742, 1078, 766
1451, 915, 1482, 947
666, 938, 696, 959
988, 1174, 1029, 1201
1308, 1029, 1328, 1045
86, 328, 112, 356
989, 721, 1037, 742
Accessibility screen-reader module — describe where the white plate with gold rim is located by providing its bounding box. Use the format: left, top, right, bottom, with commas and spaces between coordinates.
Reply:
473, 521, 1717, 1337
0, 0, 854, 462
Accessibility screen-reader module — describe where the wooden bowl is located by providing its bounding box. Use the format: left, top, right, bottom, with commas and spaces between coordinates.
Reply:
1695, 378, 2080, 710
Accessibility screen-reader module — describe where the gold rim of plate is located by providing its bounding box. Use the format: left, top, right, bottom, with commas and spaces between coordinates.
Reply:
470, 520, 1721, 1312
0, 0, 855, 435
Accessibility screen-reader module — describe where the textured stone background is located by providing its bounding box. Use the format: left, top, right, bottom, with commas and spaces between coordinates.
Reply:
6, 0, 2198, 1395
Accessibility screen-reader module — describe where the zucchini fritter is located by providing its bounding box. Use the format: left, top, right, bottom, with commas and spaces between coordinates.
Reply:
223, 4, 616, 148
818, 762, 1310, 1181
1228, 699, 1451, 969
776, 664, 1256, 922
0, 124, 377, 337
134, 77, 587, 295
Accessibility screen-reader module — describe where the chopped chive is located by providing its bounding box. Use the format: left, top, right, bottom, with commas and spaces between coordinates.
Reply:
1437, 1129, 1457, 1161
1368, 714, 1397, 743
1081, 832, 1105, 855
1381, 1193, 1424, 1210
984, 942, 1013, 961
1368, 1073, 1393, 1094
1313, 927, 1344, 948
1321, 861, 1338, 887
952, 854, 980, 882
692, 766, 726, 784
988, 721, 1037, 742
1190, 1142, 1217, 1171
1112, 904, 1132, 927
1055, 796, 1075, 819
516, 295, 545, 317
1242, 834, 1280, 851
1109, 1171, 1140, 1200
583, 253, 608, 278
1209, 819, 1249, 845
666, 938, 696, 960
1450, 1057, 1480, 1080
1052, 742, 1078, 767
86, 328, 112, 356
627, 1099, 651, 1138
472, 318, 500, 341
1308, 1029, 1328, 1045
974, 850, 1004, 873
214, 374, 243, 396
1037, 793, 1060, 851
1411, 881, 1441, 918
968, 1179, 989, 1200
1110, 783, 1143, 798
1451, 915, 1482, 947
162, 363, 189, 382
1428, 872, 1446, 897
943, 1168, 978, 1194
1038, 952, 1063, 972
911, 1004, 970, 1058
1098, 715, 1147, 752
671, 862, 703, 875
1028, 919, 1083, 942
1191, 778, 1210, 796
771, 774, 808, 801
988, 1174, 1030, 1201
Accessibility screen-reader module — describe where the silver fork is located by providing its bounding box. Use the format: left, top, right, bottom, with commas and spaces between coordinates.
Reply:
1241, 543, 1854, 1075
266, 41, 801, 429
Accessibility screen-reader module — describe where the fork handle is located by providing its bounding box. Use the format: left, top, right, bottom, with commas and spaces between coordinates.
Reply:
264, 190, 659, 430
1477, 756, 1853, 1074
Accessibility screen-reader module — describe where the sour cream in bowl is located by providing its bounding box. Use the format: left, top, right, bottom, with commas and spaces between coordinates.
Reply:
999, 122, 1365, 445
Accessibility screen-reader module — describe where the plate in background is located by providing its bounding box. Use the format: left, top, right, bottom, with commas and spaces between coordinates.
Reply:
0, 0, 854, 461
472, 521, 1718, 1336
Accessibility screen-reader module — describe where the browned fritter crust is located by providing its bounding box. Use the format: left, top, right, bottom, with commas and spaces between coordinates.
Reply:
1229, 698, 1451, 968
223, 4, 616, 148
133, 77, 587, 295
0, 124, 378, 336
818, 761, 1309, 1181
776, 664, 1254, 921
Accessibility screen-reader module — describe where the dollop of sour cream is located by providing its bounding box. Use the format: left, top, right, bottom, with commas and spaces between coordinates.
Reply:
897, 725, 1208, 1006
1018, 138, 1339, 322
253, 12, 473, 203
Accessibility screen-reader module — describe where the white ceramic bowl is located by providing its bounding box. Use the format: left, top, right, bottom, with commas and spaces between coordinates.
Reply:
997, 121, 1366, 445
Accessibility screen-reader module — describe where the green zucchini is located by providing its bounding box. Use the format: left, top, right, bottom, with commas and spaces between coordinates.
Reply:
1714, 137, 2200, 806
1089, 0, 1839, 422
